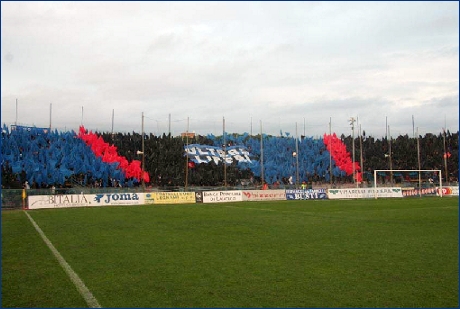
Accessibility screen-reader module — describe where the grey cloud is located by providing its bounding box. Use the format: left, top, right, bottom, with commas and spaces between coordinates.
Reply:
147, 33, 178, 53
4, 52, 14, 63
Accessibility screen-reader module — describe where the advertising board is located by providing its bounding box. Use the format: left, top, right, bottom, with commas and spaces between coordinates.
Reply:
144, 192, 196, 204
436, 186, 459, 196
28, 192, 144, 209
402, 187, 437, 197
241, 190, 286, 201
327, 188, 403, 199
202, 190, 243, 203
285, 189, 327, 200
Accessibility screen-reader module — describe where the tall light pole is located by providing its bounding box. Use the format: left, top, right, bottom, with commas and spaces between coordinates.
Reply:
260, 120, 264, 185
359, 124, 363, 186
349, 117, 356, 186
185, 117, 190, 190
223, 117, 227, 187
443, 128, 448, 183
292, 151, 297, 187
295, 122, 299, 188
388, 125, 393, 184
141, 112, 145, 190
168, 113, 171, 136
329, 117, 332, 186
417, 127, 421, 197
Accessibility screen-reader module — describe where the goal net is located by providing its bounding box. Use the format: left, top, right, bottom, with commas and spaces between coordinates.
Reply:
373, 169, 443, 198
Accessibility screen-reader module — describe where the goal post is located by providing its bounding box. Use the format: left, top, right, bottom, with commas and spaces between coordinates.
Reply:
373, 169, 442, 199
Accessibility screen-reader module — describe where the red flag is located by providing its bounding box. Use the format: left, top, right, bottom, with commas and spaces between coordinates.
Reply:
78, 125, 150, 183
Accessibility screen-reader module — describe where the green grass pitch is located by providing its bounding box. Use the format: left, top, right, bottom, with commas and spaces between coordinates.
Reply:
2, 198, 458, 307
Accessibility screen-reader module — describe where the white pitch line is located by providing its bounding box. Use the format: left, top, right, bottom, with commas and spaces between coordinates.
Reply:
24, 211, 102, 308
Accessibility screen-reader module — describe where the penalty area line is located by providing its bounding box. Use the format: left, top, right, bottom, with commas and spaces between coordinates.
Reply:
24, 211, 102, 308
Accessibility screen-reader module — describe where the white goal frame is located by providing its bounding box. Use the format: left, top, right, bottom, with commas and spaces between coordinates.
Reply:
373, 169, 442, 199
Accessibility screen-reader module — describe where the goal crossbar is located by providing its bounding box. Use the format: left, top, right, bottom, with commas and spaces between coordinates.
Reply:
373, 169, 442, 199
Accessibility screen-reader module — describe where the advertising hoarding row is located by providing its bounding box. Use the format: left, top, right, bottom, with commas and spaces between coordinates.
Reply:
26, 186, 457, 210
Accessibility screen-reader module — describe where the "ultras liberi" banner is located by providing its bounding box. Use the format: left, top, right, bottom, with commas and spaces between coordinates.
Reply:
184, 144, 252, 165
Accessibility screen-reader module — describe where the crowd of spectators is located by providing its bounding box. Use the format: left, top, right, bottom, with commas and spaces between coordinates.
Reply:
1, 124, 458, 190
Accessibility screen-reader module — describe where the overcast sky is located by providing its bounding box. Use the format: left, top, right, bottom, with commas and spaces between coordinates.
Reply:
1, 1, 458, 138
